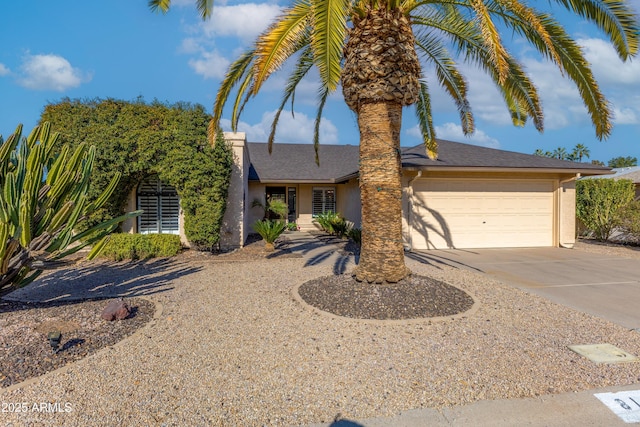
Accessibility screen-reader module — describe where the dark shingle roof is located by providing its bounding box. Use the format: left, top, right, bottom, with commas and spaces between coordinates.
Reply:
247, 143, 359, 183
247, 139, 611, 182
401, 139, 611, 174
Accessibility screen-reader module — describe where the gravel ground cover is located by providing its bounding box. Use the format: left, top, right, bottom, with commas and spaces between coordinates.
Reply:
0, 238, 639, 426
0, 298, 154, 388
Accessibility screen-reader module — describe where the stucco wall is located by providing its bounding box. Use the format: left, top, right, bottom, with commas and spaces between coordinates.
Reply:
220, 132, 249, 251
559, 178, 577, 248
338, 178, 361, 228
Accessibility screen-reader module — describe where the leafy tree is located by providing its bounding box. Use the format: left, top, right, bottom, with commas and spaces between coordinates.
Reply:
576, 178, 635, 241
159, 1, 638, 283
40, 98, 232, 250
1, 123, 140, 296
591, 159, 605, 166
608, 156, 638, 168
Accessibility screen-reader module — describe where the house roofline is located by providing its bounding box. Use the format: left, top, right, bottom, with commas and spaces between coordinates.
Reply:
401, 166, 614, 176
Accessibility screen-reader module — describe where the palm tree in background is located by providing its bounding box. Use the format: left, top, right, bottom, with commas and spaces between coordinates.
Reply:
572, 143, 591, 162
553, 146, 569, 160
151, 0, 638, 283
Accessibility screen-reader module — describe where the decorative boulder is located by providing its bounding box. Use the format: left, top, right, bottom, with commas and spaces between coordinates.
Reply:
101, 299, 131, 321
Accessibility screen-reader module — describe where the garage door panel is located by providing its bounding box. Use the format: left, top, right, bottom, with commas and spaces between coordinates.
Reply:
411, 179, 554, 249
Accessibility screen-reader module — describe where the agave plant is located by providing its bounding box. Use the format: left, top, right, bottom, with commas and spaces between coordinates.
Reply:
252, 219, 286, 251
0, 123, 141, 296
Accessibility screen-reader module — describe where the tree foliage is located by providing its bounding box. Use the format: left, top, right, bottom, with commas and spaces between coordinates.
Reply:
40, 98, 233, 250
608, 156, 638, 168
1, 123, 140, 296
576, 178, 635, 241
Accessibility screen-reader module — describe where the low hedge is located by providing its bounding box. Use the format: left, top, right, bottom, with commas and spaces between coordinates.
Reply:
99, 233, 182, 261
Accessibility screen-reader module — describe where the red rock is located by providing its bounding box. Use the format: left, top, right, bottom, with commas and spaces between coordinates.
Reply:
101, 299, 130, 321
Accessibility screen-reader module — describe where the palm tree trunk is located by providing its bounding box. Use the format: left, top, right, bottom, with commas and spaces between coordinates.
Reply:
354, 101, 409, 283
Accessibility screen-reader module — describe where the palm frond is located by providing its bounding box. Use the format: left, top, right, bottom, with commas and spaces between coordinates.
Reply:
313, 86, 330, 166
540, 20, 612, 139
468, 0, 511, 84
310, 0, 348, 92
212, 50, 256, 134
268, 47, 315, 152
148, 0, 213, 20
552, 0, 639, 59
253, 0, 311, 94
414, 80, 438, 160
414, 30, 473, 135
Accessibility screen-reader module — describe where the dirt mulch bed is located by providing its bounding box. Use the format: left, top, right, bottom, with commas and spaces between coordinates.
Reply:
298, 274, 474, 320
0, 297, 154, 388
176, 233, 304, 262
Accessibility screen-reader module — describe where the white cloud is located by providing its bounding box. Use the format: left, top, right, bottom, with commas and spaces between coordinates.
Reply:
220, 109, 339, 144
188, 49, 231, 79
201, 4, 282, 44
18, 53, 90, 91
0, 63, 9, 76
436, 122, 500, 148
613, 107, 638, 125
579, 37, 640, 85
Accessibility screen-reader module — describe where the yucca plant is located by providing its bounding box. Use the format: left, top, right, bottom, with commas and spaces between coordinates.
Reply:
252, 219, 286, 251
0, 123, 141, 296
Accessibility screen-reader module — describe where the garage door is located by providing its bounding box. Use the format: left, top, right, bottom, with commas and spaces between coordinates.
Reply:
410, 179, 555, 249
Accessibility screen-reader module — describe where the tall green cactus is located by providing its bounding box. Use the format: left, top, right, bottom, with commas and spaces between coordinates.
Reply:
0, 123, 141, 296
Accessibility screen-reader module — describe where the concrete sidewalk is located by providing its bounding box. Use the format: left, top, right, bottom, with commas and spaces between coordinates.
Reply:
306, 383, 640, 426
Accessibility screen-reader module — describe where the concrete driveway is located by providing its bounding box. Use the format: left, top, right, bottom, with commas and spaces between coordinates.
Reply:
410, 247, 640, 330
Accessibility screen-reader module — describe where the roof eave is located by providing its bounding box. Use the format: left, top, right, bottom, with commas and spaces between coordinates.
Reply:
401, 166, 613, 176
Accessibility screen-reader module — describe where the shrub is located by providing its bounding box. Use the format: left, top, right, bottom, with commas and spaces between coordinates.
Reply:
252, 198, 288, 220
576, 178, 635, 241
148, 233, 183, 257
286, 222, 298, 231
314, 211, 351, 238
347, 227, 362, 246
252, 220, 286, 250
619, 200, 640, 243
100, 233, 182, 261
0, 123, 141, 296
41, 99, 233, 250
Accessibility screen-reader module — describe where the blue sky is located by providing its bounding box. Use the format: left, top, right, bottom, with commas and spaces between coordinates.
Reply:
1, 1, 639, 165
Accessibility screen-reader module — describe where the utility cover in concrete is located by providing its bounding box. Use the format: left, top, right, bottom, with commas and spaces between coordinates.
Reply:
568, 344, 638, 364
595, 390, 640, 423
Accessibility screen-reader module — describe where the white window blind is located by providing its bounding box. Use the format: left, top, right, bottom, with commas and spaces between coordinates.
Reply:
312, 187, 335, 216
137, 176, 180, 235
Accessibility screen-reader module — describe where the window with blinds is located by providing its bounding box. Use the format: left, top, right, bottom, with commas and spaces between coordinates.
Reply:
312, 187, 336, 216
137, 175, 180, 235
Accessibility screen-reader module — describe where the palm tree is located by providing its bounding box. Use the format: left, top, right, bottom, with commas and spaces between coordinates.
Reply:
553, 146, 568, 160
152, 0, 638, 283
572, 143, 591, 162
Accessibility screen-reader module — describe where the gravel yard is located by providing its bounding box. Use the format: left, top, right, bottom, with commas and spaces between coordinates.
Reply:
1, 237, 639, 426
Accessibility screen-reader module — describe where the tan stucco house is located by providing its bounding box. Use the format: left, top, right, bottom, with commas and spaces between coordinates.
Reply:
124, 132, 611, 251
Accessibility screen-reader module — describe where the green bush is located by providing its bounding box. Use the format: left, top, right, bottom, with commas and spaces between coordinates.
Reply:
347, 227, 362, 246
41, 98, 233, 250
252, 220, 286, 250
619, 200, 640, 242
100, 233, 182, 261
314, 211, 351, 238
286, 222, 298, 231
576, 178, 635, 241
